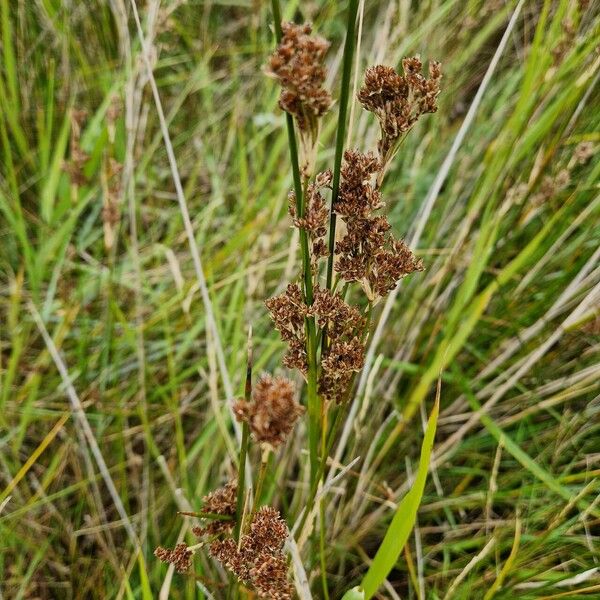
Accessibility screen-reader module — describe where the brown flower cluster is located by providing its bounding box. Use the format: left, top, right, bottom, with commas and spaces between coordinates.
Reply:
210, 506, 292, 600
192, 480, 237, 537
234, 374, 304, 447
266, 283, 368, 403
288, 170, 332, 263
154, 543, 193, 573
358, 58, 441, 167
268, 22, 332, 175
312, 286, 366, 402
265, 283, 309, 374
334, 150, 424, 301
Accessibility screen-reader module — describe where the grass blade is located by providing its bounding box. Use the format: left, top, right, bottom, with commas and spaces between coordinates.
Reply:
360, 386, 440, 599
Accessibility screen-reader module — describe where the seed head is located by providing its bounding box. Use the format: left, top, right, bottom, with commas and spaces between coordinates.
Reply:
368, 239, 425, 298
234, 374, 304, 447
359, 59, 441, 166
210, 507, 292, 599
267, 22, 332, 175
154, 543, 193, 573
309, 286, 365, 340
192, 480, 237, 537
266, 284, 308, 374
334, 151, 424, 302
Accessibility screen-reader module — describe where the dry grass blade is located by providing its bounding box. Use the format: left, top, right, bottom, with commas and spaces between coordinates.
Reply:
28, 301, 139, 547
128, 0, 241, 445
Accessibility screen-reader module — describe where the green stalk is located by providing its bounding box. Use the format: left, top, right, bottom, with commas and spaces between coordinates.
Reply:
271, 0, 319, 488
324, 0, 359, 298
234, 332, 253, 541
234, 423, 249, 541
251, 448, 271, 515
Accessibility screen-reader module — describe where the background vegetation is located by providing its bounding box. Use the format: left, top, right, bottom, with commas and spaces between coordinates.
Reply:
1, 0, 599, 598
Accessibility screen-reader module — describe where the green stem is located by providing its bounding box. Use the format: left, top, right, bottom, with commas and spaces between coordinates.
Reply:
295, 408, 343, 540
251, 449, 271, 515
234, 423, 249, 541
271, 0, 319, 490
324, 0, 359, 298
234, 333, 253, 541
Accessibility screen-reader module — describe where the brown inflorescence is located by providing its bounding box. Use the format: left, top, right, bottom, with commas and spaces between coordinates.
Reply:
265, 283, 309, 374
210, 506, 292, 600
334, 150, 424, 303
358, 58, 441, 168
154, 543, 193, 573
267, 22, 332, 175
288, 169, 332, 264
266, 281, 370, 402
234, 374, 304, 447
192, 480, 237, 537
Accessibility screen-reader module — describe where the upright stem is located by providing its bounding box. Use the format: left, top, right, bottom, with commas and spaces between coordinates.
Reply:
234, 330, 253, 541
324, 0, 359, 298
251, 447, 271, 515
271, 0, 319, 489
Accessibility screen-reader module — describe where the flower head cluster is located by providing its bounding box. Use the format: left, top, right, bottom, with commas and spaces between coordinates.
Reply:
359, 58, 441, 168
334, 150, 424, 302
266, 283, 368, 403
192, 480, 237, 537
234, 374, 304, 447
268, 22, 332, 175
288, 170, 332, 263
210, 507, 292, 599
154, 543, 193, 573
311, 286, 366, 402
265, 283, 309, 374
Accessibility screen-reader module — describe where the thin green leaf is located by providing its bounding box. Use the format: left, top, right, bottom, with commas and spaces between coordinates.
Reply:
361, 388, 440, 599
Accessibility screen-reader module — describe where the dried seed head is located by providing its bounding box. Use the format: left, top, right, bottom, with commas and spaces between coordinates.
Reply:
267, 22, 332, 175
309, 286, 365, 340
359, 59, 441, 166
234, 374, 304, 447
266, 284, 308, 374
288, 170, 332, 267
319, 337, 365, 403
333, 150, 424, 302
154, 543, 193, 573
266, 283, 306, 340
289, 178, 329, 238
574, 141, 596, 165
335, 150, 383, 218
368, 239, 425, 298
210, 507, 292, 599
192, 480, 237, 537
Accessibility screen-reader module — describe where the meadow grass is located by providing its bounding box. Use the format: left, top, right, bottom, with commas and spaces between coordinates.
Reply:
1, 0, 599, 598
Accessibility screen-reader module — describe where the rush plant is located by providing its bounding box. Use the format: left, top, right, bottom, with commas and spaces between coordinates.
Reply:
154, 3, 441, 597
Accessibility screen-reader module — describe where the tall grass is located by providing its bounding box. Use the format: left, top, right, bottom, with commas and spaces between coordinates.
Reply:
0, 0, 599, 598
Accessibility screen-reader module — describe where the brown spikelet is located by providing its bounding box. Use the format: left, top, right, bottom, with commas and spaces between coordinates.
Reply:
265, 284, 308, 373
210, 507, 292, 599
368, 239, 425, 298
234, 374, 304, 447
359, 58, 441, 167
309, 286, 365, 340
192, 480, 237, 537
154, 543, 193, 573
332, 150, 423, 302
267, 22, 332, 175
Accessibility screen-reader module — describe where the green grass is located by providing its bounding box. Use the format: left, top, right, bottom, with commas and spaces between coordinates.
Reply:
1, 0, 599, 598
